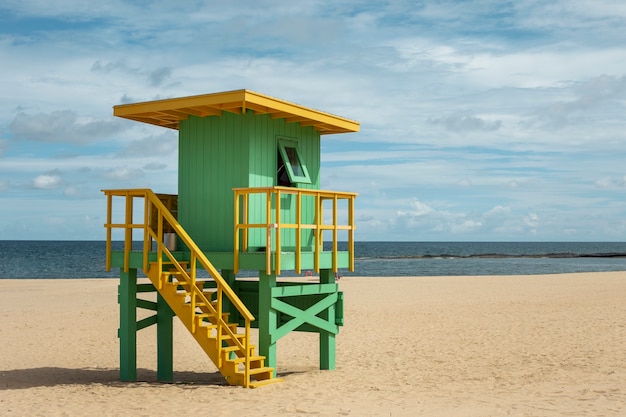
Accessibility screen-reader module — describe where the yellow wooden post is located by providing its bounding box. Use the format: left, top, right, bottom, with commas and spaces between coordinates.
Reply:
265, 189, 272, 274
275, 188, 281, 275
349, 196, 355, 272
233, 191, 240, 274
242, 193, 248, 252
105, 193, 112, 272
295, 190, 302, 274
143, 193, 150, 272
332, 195, 338, 273
314, 192, 321, 272
124, 192, 133, 273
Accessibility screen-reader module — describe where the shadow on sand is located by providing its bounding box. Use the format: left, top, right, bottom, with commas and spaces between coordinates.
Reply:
1, 367, 302, 390
0, 367, 231, 389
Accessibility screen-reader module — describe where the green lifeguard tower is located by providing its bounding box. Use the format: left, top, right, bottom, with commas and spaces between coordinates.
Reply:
103, 89, 359, 388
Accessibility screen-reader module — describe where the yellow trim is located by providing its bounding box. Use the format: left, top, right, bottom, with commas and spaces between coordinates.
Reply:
233, 186, 358, 275
113, 89, 360, 135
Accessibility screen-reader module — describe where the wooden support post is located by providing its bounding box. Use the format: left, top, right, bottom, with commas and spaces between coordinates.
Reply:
221, 269, 238, 323
156, 292, 174, 382
118, 268, 137, 381
319, 269, 336, 370
258, 271, 277, 375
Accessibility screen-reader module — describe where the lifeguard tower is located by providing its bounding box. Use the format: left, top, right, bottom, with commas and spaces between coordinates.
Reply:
103, 89, 359, 388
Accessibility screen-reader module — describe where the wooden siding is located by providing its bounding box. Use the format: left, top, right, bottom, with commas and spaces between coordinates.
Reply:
178, 110, 320, 253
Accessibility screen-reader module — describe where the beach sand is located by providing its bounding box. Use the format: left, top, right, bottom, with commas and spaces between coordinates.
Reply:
1, 272, 624, 416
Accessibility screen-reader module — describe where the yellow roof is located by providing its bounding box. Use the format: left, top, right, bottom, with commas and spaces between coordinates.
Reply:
113, 89, 360, 134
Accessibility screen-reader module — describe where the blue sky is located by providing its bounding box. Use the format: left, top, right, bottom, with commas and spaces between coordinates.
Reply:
2, 1, 626, 241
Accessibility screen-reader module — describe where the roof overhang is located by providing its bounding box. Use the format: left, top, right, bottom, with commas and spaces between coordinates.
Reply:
113, 89, 360, 135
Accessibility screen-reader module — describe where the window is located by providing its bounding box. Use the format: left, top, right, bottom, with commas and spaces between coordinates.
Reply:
277, 138, 311, 186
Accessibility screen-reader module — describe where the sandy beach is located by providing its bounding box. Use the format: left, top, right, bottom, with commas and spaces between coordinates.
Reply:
1, 272, 624, 416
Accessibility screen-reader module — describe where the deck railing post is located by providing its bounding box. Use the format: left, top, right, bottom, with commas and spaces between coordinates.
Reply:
143, 193, 151, 272
265, 190, 272, 274
275, 188, 281, 275
123, 192, 133, 273
105, 193, 112, 272
332, 195, 338, 272
295, 191, 301, 274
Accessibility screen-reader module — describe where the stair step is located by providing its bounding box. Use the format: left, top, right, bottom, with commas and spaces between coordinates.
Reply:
222, 345, 242, 353
197, 321, 239, 329
231, 355, 265, 364
195, 311, 231, 319
249, 378, 283, 389
220, 333, 246, 340
249, 366, 275, 376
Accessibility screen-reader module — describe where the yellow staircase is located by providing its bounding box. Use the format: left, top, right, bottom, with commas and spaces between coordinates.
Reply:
103, 189, 282, 388
146, 263, 282, 388
146, 262, 280, 388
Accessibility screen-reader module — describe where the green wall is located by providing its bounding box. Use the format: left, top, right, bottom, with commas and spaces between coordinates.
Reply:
178, 110, 320, 252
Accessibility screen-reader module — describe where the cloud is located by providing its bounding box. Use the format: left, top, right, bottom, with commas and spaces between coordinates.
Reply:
9, 110, 126, 144
148, 67, 172, 87
92, 60, 173, 87
144, 162, 167, 171
390, 199, 545, 239
102, 166, 145, 182
32, 172, 62, 189
118, 131, 178, 157
595, 176, 626, 189
526, 74, 626, 128
429, 113, 502, 132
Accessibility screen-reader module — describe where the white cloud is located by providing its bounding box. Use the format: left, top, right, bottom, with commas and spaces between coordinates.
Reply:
102, 167, 145, 182
10, 110, 126, 144
118, 131, 178, 157
429, 113, 502, 132
32, 173, 61, 189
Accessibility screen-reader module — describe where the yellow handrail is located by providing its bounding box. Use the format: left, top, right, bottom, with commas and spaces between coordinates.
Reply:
102, 188, 254, 387
233, 186, 357, 275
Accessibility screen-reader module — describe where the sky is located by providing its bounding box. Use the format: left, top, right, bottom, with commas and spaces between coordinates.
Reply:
1, 1, 626, 242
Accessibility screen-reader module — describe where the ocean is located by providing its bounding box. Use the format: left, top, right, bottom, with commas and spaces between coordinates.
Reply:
1, 240, 625, 279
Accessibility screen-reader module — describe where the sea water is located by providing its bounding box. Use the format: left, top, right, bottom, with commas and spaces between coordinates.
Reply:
1, 240, 625, 279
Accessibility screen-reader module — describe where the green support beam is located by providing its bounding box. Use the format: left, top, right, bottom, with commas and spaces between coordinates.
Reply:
118, 268, 138, 381
118, 269, 175, 382
157, 292, 174, 382
319, 269, 336, 370
258, 271, 277, 375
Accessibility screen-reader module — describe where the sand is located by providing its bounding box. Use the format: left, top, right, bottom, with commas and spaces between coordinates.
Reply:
1, 272, 624, 416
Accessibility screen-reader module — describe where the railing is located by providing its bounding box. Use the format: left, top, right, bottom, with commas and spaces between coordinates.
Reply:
102, 188, 255, 387
233, 186, 357, 275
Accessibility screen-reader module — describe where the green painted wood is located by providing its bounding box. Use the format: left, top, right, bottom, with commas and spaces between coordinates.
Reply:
335, 291, 344, 326
118, 269, 138, 381
156, 292, 174, 382
258, 271, 277, 375
221, 269, 239, 324
271, 293, 339, 343
136, 299, 157, 311
319, 269, 336, 370
271, 283, 338, 297
136, 315, 157, 331
137, 283, 157, 293
178, 109, 321, 254
179, 112, 251, 251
